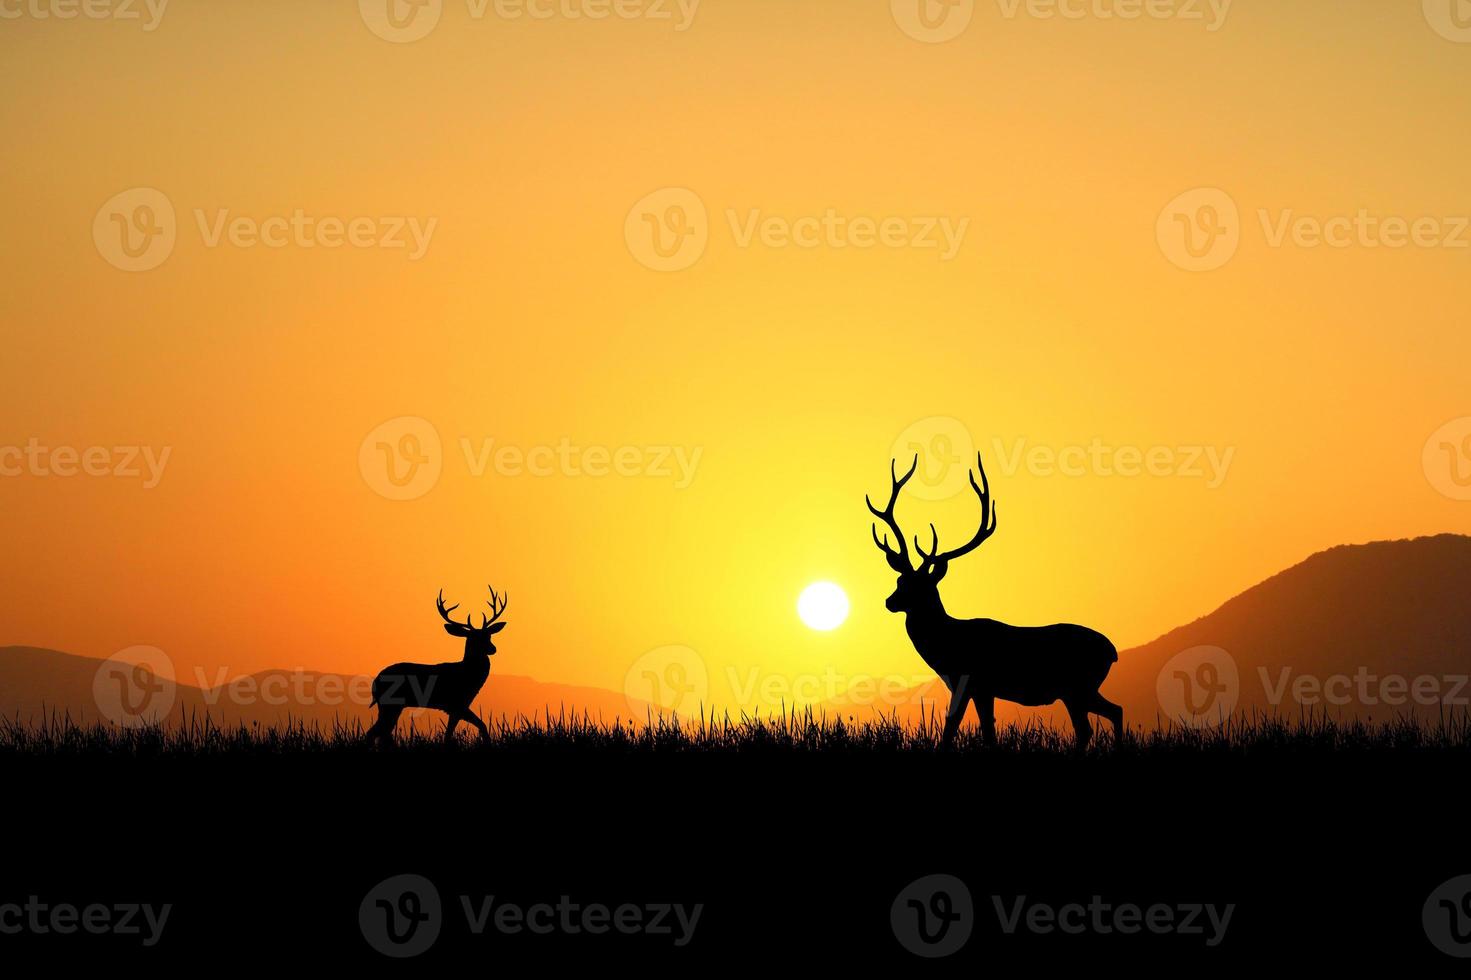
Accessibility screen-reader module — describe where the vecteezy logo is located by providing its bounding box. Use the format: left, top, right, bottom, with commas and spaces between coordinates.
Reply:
93, 188, 177, 272
891, 874, 973, 957
1424, 0, 1471, 42
92, 646, 176, 726
1156, 188, 1240, 272
359, 0, 443, 43
1424, 417, 1471, 501
624, 188, 708, 272
359, 416, 443, 501
360, 874, 443, 958
1424, 875, 1471, 957
889, 416, 975, 501
623, 645, 709, 717
891, 0, 974, 43
1156, 645, 1239, 727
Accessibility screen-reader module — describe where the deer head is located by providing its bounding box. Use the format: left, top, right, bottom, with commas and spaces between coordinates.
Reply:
436, 587, 508, 657
867, 453, 997, 614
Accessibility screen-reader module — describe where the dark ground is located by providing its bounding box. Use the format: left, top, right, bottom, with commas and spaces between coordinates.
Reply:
3, 721, 1468, 969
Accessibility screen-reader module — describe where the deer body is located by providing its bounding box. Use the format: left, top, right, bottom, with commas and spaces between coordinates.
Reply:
370, 653, 490, 717
868, 456, 1122, 749
905, 615, 1117, 709
366, 587, 508, 745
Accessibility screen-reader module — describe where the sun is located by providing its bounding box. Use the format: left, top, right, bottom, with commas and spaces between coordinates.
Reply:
797, 581, 850, 631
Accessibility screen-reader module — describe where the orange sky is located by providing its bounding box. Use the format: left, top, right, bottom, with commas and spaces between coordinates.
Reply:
3, 0, 1470, 714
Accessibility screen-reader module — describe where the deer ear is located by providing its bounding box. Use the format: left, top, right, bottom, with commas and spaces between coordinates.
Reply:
884, 552, 910, 574
488, 622, 507, 634
443, 623, 469, 637
929, 559, 949, 581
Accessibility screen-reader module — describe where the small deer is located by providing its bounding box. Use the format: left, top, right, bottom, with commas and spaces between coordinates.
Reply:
867, 454, 1122, 750
365, 587, 508, 745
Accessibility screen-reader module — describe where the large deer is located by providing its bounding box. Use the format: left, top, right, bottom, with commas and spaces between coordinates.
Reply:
867, 454, 1122, 749
365, 587, 507, 745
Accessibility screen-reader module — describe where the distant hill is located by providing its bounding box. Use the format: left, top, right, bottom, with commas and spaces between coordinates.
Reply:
0, 646, 653, 731
826, 534, 1471, 729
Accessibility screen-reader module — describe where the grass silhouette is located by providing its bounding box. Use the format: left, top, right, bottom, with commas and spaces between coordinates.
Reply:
6, 706, 1463, 968
4, 708, 1468, 759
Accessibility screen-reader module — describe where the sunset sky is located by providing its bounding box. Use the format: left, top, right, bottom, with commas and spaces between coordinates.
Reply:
3, 0, 1470, 713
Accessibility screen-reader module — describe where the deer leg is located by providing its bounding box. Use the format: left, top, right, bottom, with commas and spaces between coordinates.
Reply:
443, 713, 461, 745
941, 692, 969, 748
978, 697, 997, 746
367, 705, 402, 746
462, 709, 490, 741
1064, 698, 1093, 753
1090, 692, 1123, 742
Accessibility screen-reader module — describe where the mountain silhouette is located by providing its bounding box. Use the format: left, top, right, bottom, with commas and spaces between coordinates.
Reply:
829, 534, 1471, 728
0, 646, 654, 730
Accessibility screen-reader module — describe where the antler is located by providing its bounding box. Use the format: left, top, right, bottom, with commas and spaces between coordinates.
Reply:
867, 456, 919, 571
915, 452, 998, 571
439, 587, 510, 630
436, 589, 473, 629
482, 586, 508, 629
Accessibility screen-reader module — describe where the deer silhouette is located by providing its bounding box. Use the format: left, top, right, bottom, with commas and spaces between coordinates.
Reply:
867, 454, 1121, 750
365, 587, 507, 745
